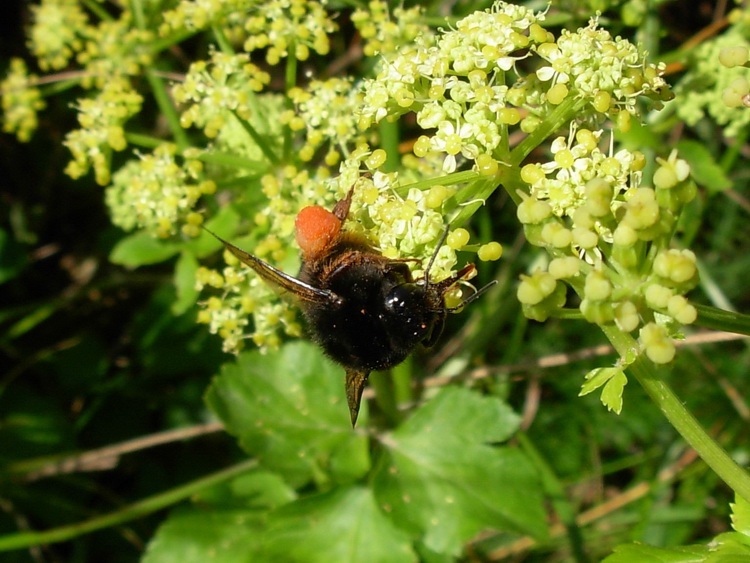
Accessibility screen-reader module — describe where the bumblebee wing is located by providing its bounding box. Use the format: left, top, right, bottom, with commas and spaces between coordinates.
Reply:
206, 229, 343, 306
345, 368, 370, 427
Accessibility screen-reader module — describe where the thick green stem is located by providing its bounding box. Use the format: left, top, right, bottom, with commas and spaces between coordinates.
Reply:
695, 303, 750, 336
0, 459, 258, 552
601, 325, 750, 502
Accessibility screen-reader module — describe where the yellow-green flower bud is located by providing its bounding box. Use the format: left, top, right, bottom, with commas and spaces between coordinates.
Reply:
572, 227, 598, 249
517, 196, 552, 224
667, 295, 697, 324
518, 272, 557, 306
580, 298, 615, 325
366, 149, 387, 169
639, 323, 675, 364
447, 228, 470, 250
719, 46, 749, 68
584, 178, 613, 217
546, 83, 569, 105
520, 163, 545, 185
644, 283, 673, 309
615, 301, 640, 332
478, 242, 503, 261
425, 185, 450, 208
541, 222, 572, 248
584, 270, 612, 301
654, 152, 690, 189
622, 188, 659, 230
548, 257, 581, 279
572, 207, 594, 229
653, 249, 697, 284
475, 154, 499, 176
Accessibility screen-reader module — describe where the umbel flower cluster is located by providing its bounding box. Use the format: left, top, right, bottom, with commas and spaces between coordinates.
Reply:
517, 138, 697, 365
348, 2, 692, 370
3, 0, 710, 374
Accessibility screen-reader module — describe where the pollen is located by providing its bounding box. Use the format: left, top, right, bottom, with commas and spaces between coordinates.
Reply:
295, 205, 341, 257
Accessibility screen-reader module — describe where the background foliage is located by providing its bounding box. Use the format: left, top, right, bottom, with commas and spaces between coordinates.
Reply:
2, 0, 750, 562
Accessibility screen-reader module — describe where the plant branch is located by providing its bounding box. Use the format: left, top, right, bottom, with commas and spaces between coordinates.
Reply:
695, 303, 750, 336
601, 325, 750, 502
0, 458, 257, 552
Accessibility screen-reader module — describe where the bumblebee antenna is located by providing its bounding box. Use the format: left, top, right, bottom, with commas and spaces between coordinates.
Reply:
443, 279, 497, 313
423, 226, 451, 286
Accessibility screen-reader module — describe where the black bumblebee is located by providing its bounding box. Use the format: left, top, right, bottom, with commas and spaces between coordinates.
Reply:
208, 185, 494, 425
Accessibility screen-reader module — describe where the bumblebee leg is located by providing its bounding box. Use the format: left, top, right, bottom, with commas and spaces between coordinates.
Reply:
345, 368, 370, 427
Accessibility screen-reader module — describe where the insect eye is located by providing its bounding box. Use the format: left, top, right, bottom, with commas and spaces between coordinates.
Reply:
384, 283, 422, 312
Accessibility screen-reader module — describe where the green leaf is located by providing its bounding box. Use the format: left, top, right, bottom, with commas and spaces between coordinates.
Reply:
676, 140, 731, 194
604, 532, 750, 563
580, 367, 627, 414
398, 384, 521, 443
600, 370, 627, 414
185, 205, 242, 258
260, 486, 416, 563
144, 469, 299, 562
110, 231, 181, 267
172, 250, 199, 315
205, 341, 370, 486
708, 532, 750, 557
731, 494, 750, 537
143, 506, 264, 563
579, 367, 621, 396
192, 470, 297, 510
371, 387, 546, 556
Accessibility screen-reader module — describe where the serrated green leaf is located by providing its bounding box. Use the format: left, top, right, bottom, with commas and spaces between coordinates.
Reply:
372, 387, 546, 556
676, 140, 731, 194
603, 542, 708, 563
400, 385, 521, 443
605, 533, 750, 563
205, 341, 370, 486
143, 506, 263, 563
260, 486, 416, 563
731, 494, 750, 537
601, 371, 627, 414
110, 231, 181, 267
579, 367, 621, 397
707, 532, 750, 558
172, 250, 199, 315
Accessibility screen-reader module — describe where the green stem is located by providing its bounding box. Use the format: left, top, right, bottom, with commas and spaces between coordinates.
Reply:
601, 325, 750, 502
133, 0, 189, 152
449, 175, 502, 227
0, 458, 258, 552
282, 47, 298, 161
396, 170, 480, 194
212, 25, 234, 55
694, 304, 750, 336
230, 109, 280, 166
125, 131, 164, 149
511, 96, 588, 166
145, 68, 190, 151
378, 120, 400, 173
193, 150, 269, 173
81, 0, 112, 21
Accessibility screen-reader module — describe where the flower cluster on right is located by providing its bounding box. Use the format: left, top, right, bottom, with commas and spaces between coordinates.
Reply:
517, 135, 698, 364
